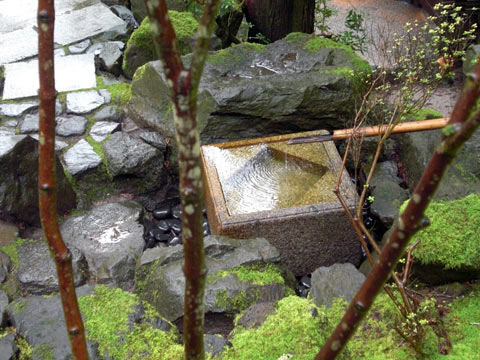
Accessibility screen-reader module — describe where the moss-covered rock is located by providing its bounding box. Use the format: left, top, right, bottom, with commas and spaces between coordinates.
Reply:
122, 11, 198, 78
79, 285, 183, 360
401, 194, 480, 284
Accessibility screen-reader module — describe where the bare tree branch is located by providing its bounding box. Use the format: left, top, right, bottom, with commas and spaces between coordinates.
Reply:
316, 59, 480, 359
37, 1, 89, 359
144, 1, 220, 358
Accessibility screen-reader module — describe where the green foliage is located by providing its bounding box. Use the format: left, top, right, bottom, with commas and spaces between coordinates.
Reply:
401, 194, 480, 270
209, 263, 285, 286
334, 9, 368, 54
78, 285, 182, 360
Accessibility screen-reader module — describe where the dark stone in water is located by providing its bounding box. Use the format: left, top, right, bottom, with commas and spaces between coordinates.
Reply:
296, 284, 309, 298
363, 215, 375, 229
172, 204, 182, 219
168, 236, 182, 246
143, 218, 156, 236
167, 219, 182, 234
153, 204, 171, 220
155, 219, 170, 232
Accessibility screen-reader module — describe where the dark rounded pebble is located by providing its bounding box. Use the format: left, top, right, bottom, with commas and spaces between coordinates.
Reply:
363, 216, 375, 229
153, 204, 171, 220
168, 236, 182, 246
155, 219, 170, 232
172, 205, 182, 219
167, 219, 182, 234
155, 233, 170, 243
144, 235, 156, 249
296, 284, 309, 298
300, 275, 311, 288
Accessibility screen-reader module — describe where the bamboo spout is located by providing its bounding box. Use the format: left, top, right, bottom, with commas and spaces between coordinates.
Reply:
287, 118, 450, 145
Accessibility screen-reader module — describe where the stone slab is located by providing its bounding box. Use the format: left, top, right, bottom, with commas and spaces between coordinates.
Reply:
2, 54, 96, 100
0, 100, 38, 117
0, 27, 38, 65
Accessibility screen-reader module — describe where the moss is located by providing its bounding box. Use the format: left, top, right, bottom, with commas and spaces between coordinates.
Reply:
215, 288, 261, 313
0, 237, 30, 269
223, 296, 330, 360
402, 107, 444, 122
207, 42, 265, 65
401, 194, 480, 270
79, 285, 182, 360
32, 344, 55, 360
11, 299, 28, 316
96, 77, 131, 106
209, 263, 285, 286
17, 336, 33, 360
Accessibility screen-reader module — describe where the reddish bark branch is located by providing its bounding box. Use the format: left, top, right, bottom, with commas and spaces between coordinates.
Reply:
144, 1, 220, 358
37, 1, 88, 359
316, 60, 480, 359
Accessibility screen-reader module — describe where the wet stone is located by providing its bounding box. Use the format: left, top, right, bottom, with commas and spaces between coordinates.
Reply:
55, 115, 88, 137
63, 139, 102, 175
66, 90, 106, 114
155, 219, 170, 232
166, 218, 182, 233
0, 101, 38, 117
93, 105, 124, 122
300, 275, 311, 288
145, 235, 156, 249
168, 236, 182, 246
155, 233, 170, 243
111, 5, 139, 29
95, 41, 124, 76
29, 134, 68, 152
0, 333, 17, 360
89, 121, 120, 142
153, 204, 171, 220
19, 114, 39, 134
139, 131, 167, 152
69, 39, 92, 54
172, 204, 182, 219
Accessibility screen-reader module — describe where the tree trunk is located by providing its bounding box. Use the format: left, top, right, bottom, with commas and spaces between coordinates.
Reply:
243, 0, 315, 42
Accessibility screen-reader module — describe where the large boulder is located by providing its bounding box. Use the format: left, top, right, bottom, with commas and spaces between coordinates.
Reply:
136, 235, 288, 321
60, 202, 145, 289
463, 43, 480, 76
0, 135, 76, 225
399, 126, 480, 200
128, 33, 370, 147
122, 12, 199, 78
408, 194, 480, 284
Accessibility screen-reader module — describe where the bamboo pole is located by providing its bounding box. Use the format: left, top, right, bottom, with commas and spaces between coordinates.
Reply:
37, 1, 89, 359
287, 118, 449, 144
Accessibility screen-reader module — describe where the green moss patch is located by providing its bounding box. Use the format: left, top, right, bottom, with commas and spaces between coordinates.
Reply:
96, 77, 131, 105
402, 107, 444, 122
79, 285, 182, 360
207, 42, 265, 65
209, 263, 284, 286
402, 194, 480, 270
0, 238, 30, 269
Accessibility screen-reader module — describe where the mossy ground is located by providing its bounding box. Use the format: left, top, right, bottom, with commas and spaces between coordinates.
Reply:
207, 42, 265, 66
96, 77, 131, 105
0, 237, 31, 269
208, 263, 285, 286
402, 107, 444, 121
401, 193, 480, 270
78, 285, 183, 360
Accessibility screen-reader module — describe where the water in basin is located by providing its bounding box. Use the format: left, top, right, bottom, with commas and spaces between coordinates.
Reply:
203, 141, 339, 215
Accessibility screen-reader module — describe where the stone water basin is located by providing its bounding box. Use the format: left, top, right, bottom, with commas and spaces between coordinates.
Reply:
201, 130, 363, 275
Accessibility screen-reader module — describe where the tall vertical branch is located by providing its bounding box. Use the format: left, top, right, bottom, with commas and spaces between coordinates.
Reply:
37, 1, 89, 359
315, 60, 480, 359
144, 1, 220, 358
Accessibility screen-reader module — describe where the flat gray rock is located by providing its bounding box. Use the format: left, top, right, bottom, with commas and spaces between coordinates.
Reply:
69, 39, 92, 54
0, 101, 38, 117
0, 333, 17, 360
0, 135, 27, 157
92, 105, 124, 122
55, 115, 88, 136
102, 132, 159, 177
0, 126, 16, 136
90, 121, 120, 142
95, 41, 124, 76
5, 285, 99, 360
63, 139, 102, 175
99, 89, 112, 103
66, 90, 106, 114
17, 239, 87, 294
61, 202, 145, 288
19, 114, 39, 134
4, 120, 18, 127
0, 27, 38, 65
29, 134, 68, 152
0, 250, 12, 284
2, 54, 96, 100
310, 263, 366, 308
139, 131, 167, 152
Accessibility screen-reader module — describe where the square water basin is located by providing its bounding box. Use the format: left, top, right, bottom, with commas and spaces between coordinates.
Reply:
201, 130, 363, 275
